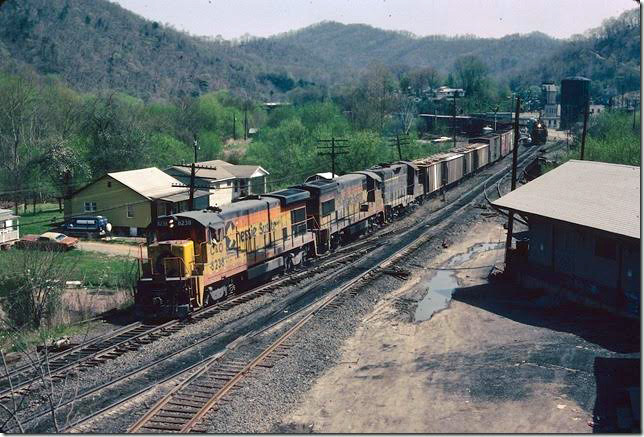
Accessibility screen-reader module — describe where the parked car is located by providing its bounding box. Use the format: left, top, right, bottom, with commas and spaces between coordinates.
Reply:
58, 216, 112, 239
15, 232, 79, 251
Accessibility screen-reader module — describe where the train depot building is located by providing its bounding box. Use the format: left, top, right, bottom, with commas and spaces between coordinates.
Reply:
493, 160, 640, 318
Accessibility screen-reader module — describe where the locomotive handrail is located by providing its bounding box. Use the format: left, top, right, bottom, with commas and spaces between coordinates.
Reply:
162, 256, 192, 278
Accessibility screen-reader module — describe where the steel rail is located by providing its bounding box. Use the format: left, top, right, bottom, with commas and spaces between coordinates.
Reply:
59, 244, 380, 433
22, 143, 543, 432
127, 144, 547, 433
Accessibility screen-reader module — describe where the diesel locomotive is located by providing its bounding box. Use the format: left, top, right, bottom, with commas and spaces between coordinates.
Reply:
135, 128, 516, 318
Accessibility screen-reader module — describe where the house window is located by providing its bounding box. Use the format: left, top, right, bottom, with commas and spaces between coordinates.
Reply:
84, 202, 97, 212
127, 204, 134, 218
595, 237, 617, 260
107, 181, 112, 188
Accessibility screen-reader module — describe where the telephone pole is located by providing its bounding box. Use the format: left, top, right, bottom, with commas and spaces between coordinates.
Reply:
317, 137, 349, 177
193, 133, 199, 163
232, 113, 237, 140
244, 108, 248, 140
452, 93, 457, 149
504, 95, 521, 265
580, 103, 589, 160
172, 163, 221, 211
389, 134, 410, 160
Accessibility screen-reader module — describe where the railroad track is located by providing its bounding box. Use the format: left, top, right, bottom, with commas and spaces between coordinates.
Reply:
112, 144, 546, 433
0, 237, 380, 406
13, 144, 544, 432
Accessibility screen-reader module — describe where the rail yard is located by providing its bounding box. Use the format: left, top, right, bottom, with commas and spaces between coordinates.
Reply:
5, 138, 621, 433
0, 2, 640, 434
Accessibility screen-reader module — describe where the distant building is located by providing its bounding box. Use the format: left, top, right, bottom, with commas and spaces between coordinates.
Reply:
165, 160, 269, 207
610, 91, 640, 110
432, 86, 465, 101
305, 172, 338, 182
494, 160, 640, 318
589, 104, 605, 116
0, 208, 19, 248
560, 76, 591, 130
65, 168, 209, 236
541, 82, 561, 129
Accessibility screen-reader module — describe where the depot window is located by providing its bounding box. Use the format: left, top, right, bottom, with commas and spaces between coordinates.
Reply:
84, 201, 97, 212
595, 236, 617, 260
127, 204, 135, 218
321, 199, 335, 217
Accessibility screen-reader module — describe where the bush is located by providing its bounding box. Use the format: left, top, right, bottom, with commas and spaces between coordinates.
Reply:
0, 250, 77, 330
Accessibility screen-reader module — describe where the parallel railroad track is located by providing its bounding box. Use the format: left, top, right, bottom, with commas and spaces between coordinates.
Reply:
123, 144, 545, 433
0, 238, 380, 404
13, 144, 545, 432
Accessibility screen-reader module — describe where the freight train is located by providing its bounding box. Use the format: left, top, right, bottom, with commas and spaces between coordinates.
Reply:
135, 129, 515, 318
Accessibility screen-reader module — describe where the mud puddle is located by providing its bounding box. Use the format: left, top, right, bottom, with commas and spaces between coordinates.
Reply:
414, 242, 503, 322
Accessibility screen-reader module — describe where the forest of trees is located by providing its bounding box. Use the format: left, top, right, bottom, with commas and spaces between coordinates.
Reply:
0, 1, 640, 212
2, 0, 637, 105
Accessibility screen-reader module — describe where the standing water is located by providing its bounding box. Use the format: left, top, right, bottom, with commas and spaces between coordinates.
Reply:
414, 242, 503, 322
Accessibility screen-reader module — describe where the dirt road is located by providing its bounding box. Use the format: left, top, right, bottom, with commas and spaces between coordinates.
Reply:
283, 221, 639, 433
78, 241, 146, 258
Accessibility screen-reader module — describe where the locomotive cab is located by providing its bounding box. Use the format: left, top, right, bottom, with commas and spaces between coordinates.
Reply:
136, 214, 213, 319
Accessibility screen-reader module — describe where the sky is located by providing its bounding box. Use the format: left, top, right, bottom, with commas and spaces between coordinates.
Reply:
111, 0, 637, 40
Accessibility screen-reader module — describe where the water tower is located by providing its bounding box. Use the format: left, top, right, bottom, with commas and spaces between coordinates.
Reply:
560, 76, 590, 130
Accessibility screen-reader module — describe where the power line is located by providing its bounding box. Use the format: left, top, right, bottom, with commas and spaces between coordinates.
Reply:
388, 134, 410, 161
317, 137, 349, 177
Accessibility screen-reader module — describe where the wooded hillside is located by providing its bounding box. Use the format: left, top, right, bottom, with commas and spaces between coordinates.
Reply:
4, 0, 637, 103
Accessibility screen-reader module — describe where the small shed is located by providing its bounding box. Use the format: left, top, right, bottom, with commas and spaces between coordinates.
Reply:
493, 160, 640, 317
0, 209, 19, 248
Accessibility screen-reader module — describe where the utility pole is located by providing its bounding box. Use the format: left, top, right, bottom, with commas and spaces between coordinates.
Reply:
504, 95, 521, 266
452, 93, 457, 149
317, 137, 349, 177
580, 103, 589, 160
389, 134, 410, 160
193, 133, 199, 163
244, 107, 248, 140
171, 163, 220, 211
232, 113, 237, 140
633, 102, 638, 130
188, 162, 196, 210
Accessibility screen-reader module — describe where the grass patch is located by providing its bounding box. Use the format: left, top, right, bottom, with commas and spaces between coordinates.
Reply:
0, 248, 138, 289
16, 203, 64, 235
59, 250, 139, 289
